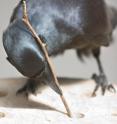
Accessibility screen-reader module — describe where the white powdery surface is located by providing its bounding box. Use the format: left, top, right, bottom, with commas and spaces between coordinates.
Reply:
0, 77, 117, 124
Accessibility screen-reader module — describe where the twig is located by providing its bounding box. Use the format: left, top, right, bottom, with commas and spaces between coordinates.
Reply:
21, 0, 72, 117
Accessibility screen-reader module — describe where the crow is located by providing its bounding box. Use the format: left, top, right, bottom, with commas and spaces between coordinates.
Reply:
3, 0, 117, 96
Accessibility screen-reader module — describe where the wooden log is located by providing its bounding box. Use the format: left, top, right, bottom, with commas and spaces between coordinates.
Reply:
0, 77, 117, 124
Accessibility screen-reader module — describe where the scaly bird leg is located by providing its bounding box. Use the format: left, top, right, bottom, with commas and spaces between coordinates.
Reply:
92, 49, 116, 96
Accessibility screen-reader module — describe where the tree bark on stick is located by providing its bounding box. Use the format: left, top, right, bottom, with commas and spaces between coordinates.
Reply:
21, 0, 72, 117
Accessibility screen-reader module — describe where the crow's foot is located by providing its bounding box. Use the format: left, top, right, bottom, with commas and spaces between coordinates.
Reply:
91, 73, 116, 96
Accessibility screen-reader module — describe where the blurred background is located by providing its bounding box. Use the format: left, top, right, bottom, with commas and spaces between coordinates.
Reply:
0, 0, 117, 83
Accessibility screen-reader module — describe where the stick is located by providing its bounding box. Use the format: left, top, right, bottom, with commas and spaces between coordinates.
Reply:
21, 0, 72, 117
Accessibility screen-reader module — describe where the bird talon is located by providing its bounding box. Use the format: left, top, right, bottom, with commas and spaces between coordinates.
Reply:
101, 85, 106, 95
16, 88, 29, 98
107, 85, 116, 93
92, 74, 116, 96
91, 92, 96, 97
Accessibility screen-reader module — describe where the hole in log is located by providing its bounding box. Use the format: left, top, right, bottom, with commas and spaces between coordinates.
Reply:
112, 113, 117, 116
0, 91, 8, 97
0, 112, 5, 118
77, 113, 85, 118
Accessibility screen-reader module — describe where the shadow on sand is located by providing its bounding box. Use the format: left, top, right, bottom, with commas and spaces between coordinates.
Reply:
0, 77, 89, 115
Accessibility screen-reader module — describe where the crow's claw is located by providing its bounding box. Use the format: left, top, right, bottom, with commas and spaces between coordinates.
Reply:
91, 73, 116, 96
